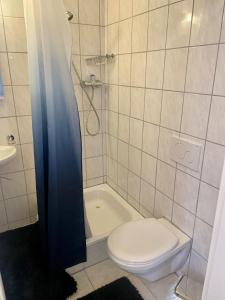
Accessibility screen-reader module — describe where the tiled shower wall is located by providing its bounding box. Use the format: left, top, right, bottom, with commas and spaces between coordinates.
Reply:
105, 0, 225, 297
0, 0, 106, 231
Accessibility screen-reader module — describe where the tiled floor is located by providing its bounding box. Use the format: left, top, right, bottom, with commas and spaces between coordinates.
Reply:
68, 259, 180, 300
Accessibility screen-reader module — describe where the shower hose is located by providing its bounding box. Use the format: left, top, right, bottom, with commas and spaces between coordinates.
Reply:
72, 61, 101, 136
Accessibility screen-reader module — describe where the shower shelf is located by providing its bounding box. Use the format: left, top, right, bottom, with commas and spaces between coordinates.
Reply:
85, 54, 115, 65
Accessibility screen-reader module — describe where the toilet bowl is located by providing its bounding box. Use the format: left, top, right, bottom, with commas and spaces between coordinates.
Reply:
107, 218, 191, 282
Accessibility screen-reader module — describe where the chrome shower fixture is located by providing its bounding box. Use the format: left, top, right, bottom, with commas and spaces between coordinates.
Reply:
66, 11, 73, 21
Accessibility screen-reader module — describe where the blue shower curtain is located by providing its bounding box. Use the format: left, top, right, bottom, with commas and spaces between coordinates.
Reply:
24, 0, 86, 271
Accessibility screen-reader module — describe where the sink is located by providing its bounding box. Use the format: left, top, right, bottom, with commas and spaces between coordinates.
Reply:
0, 145, 17, 166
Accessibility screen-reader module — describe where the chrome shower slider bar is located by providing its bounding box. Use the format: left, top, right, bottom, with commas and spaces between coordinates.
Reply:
85, 54, 115, 65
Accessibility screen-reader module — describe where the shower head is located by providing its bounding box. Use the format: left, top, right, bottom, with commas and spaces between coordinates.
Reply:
66, 11, 73, 21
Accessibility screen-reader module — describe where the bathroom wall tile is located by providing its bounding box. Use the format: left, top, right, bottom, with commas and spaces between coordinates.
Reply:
190, 0, 224, 46
193, 218, 213, 260
161, 91, 183, 131
117, 164, 128, 191
21, 143, 35, 170
119, 19, 132, 54
0, 117, 20, 145
119, 86, 130, 115
213, 45, 225, 96
158, 127, 176, 167
119, 0, 132, 21
197, 182, 218, 227
140, 180, 155, 214
107, 24, 119, 54
108, 111, 118, 137
25, 169, 36, 194
0, 186, 3, 201
128, 195, 139, 210
0, 16, 6, 51
1, 172, 26, 199
107, 135, 117, 160
144, 89, 162, 125
221, 13, 225, 43
128, 146, 142, 176
148, 7, 168, 51
164, 48, 188, 92
79, 0, 100, 25
188, 250, 207, 283
107, 157, 117, 182
13, 86, 31, 116
207, 96, 225, 145
133, 0, 148, 15
132, 13, 148, 53
146, 50, 165, 89
80, 25, 100, 55
86, 157, 104, 179
154, 190, 173, 220
1, 0, 24, 17
156, 161, 176, 199
0, 202, 7, 226
130, 87, 145, 120
118, 140, 129, 168
149, 0, 168, 10
5, 195, 29, 223
172, 203, 195, 237
174, 170, 200, 214
71, 24, 80, 54
0, 53, 11, 85
28, 193, 37, 217
64, 0, 78, 23
119, 54, 131, 86
85, 134, 103, 158
107, 0, 119, 24
181, 93, 211, 139
8, 53, 29, 85
202, 142, 225, 188
186, 45, 218, 94
128, 171, 140, 201
131, 53, 146, 87
118, 114, 129, 143
141, 153, 157, 186
142, 122, 159, 158
107, 85, 118, 112
167, 0, 192, 48
0, 86, 15, 117
17, 116, 33, 144
129, 118, 143, 149
4, 17, 27, 52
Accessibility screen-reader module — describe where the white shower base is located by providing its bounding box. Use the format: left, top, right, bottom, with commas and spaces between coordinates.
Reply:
67, 184, 143, 274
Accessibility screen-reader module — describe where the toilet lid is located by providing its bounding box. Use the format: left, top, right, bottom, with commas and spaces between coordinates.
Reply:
108, 219, 179, 264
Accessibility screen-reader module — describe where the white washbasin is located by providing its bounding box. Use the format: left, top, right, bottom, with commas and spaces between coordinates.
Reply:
0, 145, 17, 166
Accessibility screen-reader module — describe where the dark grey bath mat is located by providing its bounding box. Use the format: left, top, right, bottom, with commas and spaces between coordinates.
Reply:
0, 223, 77, 300
77, 277, 144, 300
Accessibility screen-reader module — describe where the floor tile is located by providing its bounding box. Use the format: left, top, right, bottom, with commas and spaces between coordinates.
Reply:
128, 275, 157, 300
68, 271, 93, 299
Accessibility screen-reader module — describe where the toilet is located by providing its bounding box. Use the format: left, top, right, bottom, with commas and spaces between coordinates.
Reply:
107, 218, 191, 282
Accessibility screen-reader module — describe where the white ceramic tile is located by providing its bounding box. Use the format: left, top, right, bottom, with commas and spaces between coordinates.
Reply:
128, 146, 142, 176
5, 195, 29, 223
107, 85, 118, 112
186, 45, 218, 94
130, 87, 145, 120
108, 111, 118, 137
1, 171, 26, 199
197, 182, 218, 226
25, 169, 36, 194
119, 54, 131, 86
118, 114, 129, 142
13, 86, 31, 116
86, 157, 103, 179
0, 117, 20, 145
118, 140, 129, 167
174, 170, 200, 213
8, 53, 29, 85
164, 48, 188, 91
214, 45, 225, 96
108, 0, 119, 24
142, 122, 159, 157
79, 0, 99, 25
181, 93, 211, 139
129, 118, 143, 149
202, 142, 225, 188
207, 96, 225, 145
0, 53, 11, 85
167, 0, 192, 48
128, 171, 141, 202
0, 16, 6, 51
117, 164, 128, 191
149, 0, 168, 10
141, 152, 157, 186
0, 202, 7, 226
154, 190, 173, 220
140, 180, 155, 214
1, 0, 24, 17
69, 271, 93, 299
186, 276, 203, 300
0, 86, 15, 117
172, 203, 195, 237
161, 91, 183, 131
0, 186, 3, 201
107, 135, 117, 160
119, 19, 132, 54
118, 86, 130, 115
148, 7, 168, 51
4, 17, 27, 52
119, 0, 132, 20
71, 24, 80, 55
158, 127, 176, 167
80, 25, 100, 55
144, 89, 162, 125
131, 52, 146, 87
107, 157, 117, 182
85, 134, 103, 158
28, 193, 37, 217
190, 0, 224, 45
107, 23, 119, 54
132, 13, 148, 52
146, 50, 165, 89
188, 250, 207, 283
193, 218, 213, 259
17, 116, 33, 144
156, 161, 176, 199
21, 143, 35, 169
221, 12, 225, 43
133, 0, 148, 15
127, 275, 156, 300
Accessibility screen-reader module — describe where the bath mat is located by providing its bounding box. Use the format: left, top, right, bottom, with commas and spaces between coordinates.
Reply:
78, 277, 144, 300
0, 223, 77, 300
